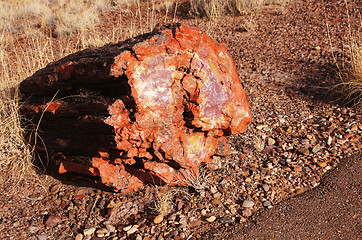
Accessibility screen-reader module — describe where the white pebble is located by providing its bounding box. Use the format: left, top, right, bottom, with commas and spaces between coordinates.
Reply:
242, 200, 254, 208
206, 216, 216, 222
83, 227, 96, 236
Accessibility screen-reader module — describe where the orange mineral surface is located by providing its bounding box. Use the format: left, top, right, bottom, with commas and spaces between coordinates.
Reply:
20, 24, 252, 192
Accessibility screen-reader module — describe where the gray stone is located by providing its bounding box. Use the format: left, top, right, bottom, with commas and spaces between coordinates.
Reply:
219, 216, 234, 224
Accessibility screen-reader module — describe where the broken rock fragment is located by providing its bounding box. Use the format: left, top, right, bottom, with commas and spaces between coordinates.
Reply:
20, 24, 252, 192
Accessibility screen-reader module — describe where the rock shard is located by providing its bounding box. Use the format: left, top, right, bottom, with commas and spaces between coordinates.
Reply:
20, 24, 252, 192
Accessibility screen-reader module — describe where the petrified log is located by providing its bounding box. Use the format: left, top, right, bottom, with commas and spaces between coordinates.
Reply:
20, 24, 252, 192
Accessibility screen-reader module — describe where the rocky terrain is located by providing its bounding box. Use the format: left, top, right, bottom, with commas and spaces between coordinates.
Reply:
0, 0, 360, 239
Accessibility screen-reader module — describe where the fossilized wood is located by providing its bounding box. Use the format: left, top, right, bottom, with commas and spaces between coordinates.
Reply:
20, 24, 252, 192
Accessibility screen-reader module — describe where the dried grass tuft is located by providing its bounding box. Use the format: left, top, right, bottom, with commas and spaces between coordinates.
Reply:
0, 87, 33, 187
152, 186, 189, 216
189, 0, 265, 19
330, 2, 362, 107
152, 186, 175, 215
337, 43, 362, 107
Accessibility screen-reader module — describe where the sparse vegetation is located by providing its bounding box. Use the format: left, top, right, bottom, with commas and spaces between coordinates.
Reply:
336, 36, 362, 107
180, 167, 212, 194
152, 186, 190, 216
347, 44, 362, 106
329, 2, 362, 107
0, 87, 32, 187
152, 186, 176, 216
189, 0, 265, 19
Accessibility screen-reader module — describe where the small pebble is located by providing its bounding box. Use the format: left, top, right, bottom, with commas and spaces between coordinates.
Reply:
229, 205, 238, 215
263, 200, 272, 208
50, 184, 60, 194
312, 145, 322, 153
36, 233, 47, 240
168, 213, 177, 221
242, 200, 254, 208
262, 184, 270, 192
297, 147, 309, 155
268, 138, 275, 146
154, 214, 164, 224
179, 215, 188, 228
13, 221, 20, 227
28, 226, 38, 234
44, 215, 61, 226
84, 227, 96, 236
317, 162, 327, 168
103, 220, 112, 225
206, 216, 216, 222
293, 165, 302, 172
211, 198, 222, 205
75, 233, 84, 240
123, 225, 133, 231
96, 228, 108, 237
210, 186, 218, 194
327, 136, 333, 145
106, 224, 116, 233
107, 200, 116, 208
127, 225, 139, 235
219, 216, 234, 224
244, 177, 252, 183
242, 209, 252, 217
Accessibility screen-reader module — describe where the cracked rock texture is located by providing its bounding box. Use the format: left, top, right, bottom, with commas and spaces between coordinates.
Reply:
20, 24, 252, 192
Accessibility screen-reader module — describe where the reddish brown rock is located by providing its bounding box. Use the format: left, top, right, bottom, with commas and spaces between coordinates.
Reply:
44, 215, 61, 226
20, 24, 252, 192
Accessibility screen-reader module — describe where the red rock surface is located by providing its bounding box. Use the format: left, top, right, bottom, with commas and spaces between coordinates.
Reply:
20, 24, 251, 192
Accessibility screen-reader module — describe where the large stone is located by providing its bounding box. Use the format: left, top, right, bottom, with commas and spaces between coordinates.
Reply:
20, 24, 252, 192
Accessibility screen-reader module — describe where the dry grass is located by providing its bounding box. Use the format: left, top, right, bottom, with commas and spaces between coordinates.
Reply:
0, 88, 33, 187
0, 0, 177, 188
329, 2, 362, 107
152, 186, 176, 216
335, 37, 362, 107
189, 0, 265, 19
152, 186, 190, 217
179, 167, 212, 194
341, 44, 362, 107
189, 0, 292, 20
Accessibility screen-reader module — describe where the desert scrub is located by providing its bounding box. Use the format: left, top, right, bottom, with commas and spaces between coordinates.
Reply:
335, 41, 362, 107
0, 87, 33, 187
152, 186, 189, 216
331, 2, 362, 107
189, 0, 265, 19
345, 44, 362, 106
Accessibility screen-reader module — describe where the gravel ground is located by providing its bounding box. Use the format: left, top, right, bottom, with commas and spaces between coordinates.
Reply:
204, 152, 361, 239
0, 0, 361, 239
